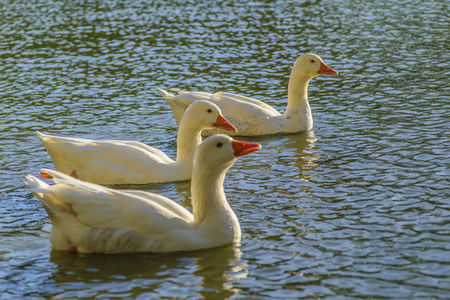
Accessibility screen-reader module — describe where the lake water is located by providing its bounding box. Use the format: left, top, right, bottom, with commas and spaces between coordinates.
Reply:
1, 0, 449, 298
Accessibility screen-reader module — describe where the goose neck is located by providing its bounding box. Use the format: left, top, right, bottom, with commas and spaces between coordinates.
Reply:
175, 123, 203, 163
191, 163, 229, 225
285, 76, 310, 113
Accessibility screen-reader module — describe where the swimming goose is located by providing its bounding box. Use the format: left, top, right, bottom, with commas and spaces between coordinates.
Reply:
25, 134, 261, 253
37, 101, 237, 185
159, 53, 338, 136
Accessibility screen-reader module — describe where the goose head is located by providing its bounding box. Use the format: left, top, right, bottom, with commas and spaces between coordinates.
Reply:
292, 53, 338, 79
181, 100, 237, 132
194, 134, 261, 170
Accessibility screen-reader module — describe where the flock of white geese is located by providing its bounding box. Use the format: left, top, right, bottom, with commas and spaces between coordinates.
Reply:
25, 53, 338, 253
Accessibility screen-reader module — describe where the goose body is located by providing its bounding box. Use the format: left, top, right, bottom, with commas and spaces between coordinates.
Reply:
25, 135, 261, 253
37, 101, 236, 185
159, 53, 338, 136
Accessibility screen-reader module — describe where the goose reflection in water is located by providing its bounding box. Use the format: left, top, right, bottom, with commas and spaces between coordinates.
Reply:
282, 131, 320, 182
48, 246, 247, 298
254, 131, 320, 182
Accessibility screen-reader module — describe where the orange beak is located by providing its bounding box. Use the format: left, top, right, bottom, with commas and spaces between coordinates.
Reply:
319, 62, 338, 76
231, 140, 261, 157
40, 172, 53, 179
214, 115, 238, 132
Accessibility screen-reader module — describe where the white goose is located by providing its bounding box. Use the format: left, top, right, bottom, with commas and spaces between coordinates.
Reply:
37, 101, 237, 185
25, 134, 261, 253
159, 53, 338, 136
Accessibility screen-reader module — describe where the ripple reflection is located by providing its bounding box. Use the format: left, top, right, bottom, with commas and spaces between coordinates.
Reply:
48, 246, 246, 299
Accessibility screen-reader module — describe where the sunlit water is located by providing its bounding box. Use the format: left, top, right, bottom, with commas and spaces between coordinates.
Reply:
1, 0, 449, 298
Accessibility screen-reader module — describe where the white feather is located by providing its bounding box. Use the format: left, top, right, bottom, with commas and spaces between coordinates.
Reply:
37, 101, 236, 185
159, 53, 338, 136
26, 135, 260, 254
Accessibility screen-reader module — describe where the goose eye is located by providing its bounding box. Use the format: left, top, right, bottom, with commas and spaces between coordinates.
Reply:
216, 142, 223, 148
311, 59, 315, 63
207, 109, 212, 113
